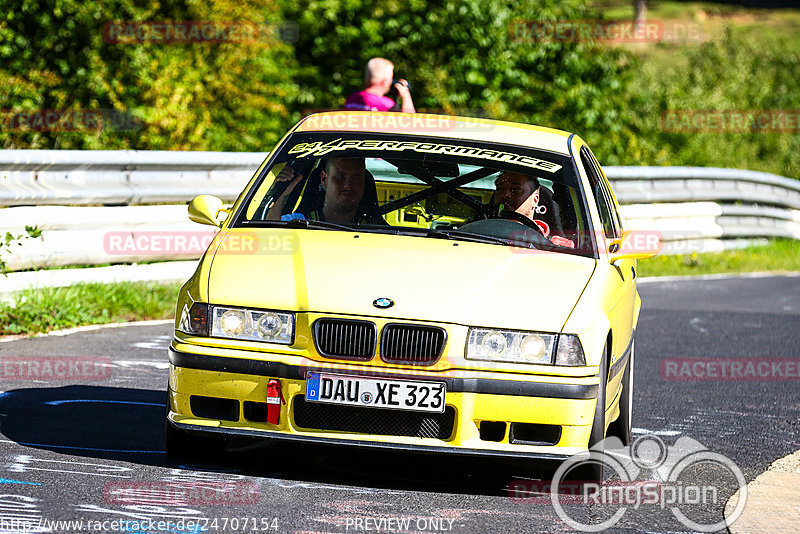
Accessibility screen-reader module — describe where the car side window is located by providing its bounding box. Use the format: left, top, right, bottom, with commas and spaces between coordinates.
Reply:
586, 149, 623, 234
580, 147, 619, 240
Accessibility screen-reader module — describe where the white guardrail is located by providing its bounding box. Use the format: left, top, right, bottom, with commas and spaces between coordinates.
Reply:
1, 150, 799, 273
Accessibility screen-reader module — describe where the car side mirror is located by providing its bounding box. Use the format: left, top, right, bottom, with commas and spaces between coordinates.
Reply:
609, 230, 661, 264
188, 195, 228, 227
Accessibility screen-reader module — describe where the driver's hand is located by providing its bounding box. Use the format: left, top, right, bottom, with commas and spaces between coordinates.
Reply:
550, 235, 575, 248
275, 166, 303, 200
265, 165, 304, 220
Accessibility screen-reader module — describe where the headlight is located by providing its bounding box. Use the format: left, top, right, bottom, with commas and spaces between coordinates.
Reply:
555, 334, 586, 366
211, 306, 294, 344
466, 328, 556, 365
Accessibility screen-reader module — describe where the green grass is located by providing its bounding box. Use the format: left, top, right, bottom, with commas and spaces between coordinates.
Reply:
638, 239, 800, 277
0, 281, 180, 336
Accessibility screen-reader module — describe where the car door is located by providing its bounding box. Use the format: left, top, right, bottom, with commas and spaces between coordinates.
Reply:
578, 145, 633, 400
585, 147, 637, 361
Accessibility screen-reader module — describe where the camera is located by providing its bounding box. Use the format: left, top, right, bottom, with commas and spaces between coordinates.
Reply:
392, 78, 411, 91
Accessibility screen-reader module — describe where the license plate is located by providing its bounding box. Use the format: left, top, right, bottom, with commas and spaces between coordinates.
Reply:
305, 373, 446, 413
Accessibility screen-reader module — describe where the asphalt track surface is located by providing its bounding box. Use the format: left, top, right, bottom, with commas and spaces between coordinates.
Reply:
0, 275, 797, 533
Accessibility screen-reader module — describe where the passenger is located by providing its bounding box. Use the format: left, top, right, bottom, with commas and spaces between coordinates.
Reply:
267, 157, 384, 225
344, 57, 415, 113
492, 171, 574, 248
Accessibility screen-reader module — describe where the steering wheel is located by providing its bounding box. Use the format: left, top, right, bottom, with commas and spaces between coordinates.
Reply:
498, 210, 546, 233
493, 210, 551, 248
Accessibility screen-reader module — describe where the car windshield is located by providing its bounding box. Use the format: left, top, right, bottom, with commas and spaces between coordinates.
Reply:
236, 132, 594, 256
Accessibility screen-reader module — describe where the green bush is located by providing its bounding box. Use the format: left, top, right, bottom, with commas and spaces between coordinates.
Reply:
1, 1, 798, 179
278, 0, 640, 163
0, 0, 297, 151
629, 28, 800, 177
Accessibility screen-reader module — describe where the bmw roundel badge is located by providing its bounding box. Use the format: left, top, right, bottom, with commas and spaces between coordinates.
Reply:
373, 297, 394, 309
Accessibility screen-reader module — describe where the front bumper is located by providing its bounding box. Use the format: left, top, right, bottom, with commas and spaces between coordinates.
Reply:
167, 346, 599, 460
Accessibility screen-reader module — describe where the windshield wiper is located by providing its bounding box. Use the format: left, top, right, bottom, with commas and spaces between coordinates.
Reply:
240, 218, 354, 231
242, 218, 399, 235
283, 218, 354, 232
422, 229, 520, 247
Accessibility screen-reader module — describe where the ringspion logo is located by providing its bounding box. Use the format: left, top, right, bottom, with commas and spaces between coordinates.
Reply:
511, 435, 746, 533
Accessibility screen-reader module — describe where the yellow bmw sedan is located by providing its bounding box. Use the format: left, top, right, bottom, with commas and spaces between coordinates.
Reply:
165, 112, 656, 475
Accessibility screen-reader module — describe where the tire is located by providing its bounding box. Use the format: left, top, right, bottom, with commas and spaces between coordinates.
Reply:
570, 342, 609, 483
164, 416, 193, 458
164, 391, 226, 459
608, 339, 634, 446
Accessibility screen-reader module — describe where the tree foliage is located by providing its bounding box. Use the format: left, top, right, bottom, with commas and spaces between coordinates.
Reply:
0, 0, 297, 151
0, 1, 797, 178
633, 29, 800, 178
279, 0, 640, 163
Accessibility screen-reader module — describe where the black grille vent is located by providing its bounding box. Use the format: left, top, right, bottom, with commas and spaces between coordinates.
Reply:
313, 319, 376, 360
190, 395, 239, 422
380, 324, 446, 365
293, 395, 455, 439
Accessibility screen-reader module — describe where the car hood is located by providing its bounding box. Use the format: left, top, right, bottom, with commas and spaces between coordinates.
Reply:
207, 228, 596, 332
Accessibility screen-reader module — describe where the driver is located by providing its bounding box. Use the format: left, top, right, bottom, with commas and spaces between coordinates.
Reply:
267, 157, 384, 224
492, 171, 574, 248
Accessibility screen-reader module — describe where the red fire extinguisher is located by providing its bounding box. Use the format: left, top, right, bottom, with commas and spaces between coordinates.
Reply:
266, 379, 285, 424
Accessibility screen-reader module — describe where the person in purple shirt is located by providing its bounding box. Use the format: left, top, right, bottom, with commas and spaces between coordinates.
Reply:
344, 57, 415, 113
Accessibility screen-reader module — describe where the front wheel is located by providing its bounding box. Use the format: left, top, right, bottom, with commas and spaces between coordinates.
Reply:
164, 391, 226, 459
608, 340, 634, 446
569, 343, 609, 483
164, 417, 193, 458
